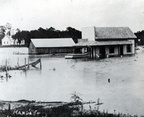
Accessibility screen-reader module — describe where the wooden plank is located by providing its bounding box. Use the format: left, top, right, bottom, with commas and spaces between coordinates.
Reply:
15, 58, 41, 69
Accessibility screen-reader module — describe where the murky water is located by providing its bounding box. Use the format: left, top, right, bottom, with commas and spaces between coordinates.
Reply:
0, 48, 144, 116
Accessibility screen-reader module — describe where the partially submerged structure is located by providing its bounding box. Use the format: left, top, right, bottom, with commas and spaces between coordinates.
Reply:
29, 38, 75, 54
28, 27, 137, 58
75, 27, 137, 58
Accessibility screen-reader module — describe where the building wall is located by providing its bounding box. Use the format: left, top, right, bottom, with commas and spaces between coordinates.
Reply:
2, 36, 12, 46
129, 40, 135, 54
106, 45, 133, 57
106, 46, 119, 56
105, 46, 109, 55
29, 42, 74, 55
82, 27, 95, 41
35, 48, 74, 54
92, 47, 100, 58
123, 45, 127, 55
96, 47, 99, 55
123, 44, 134, 55
115, 46, 119, 55
89, 45, 134, 59
2, 40, 11, 45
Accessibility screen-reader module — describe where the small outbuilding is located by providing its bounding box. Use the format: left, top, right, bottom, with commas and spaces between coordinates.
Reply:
2, 35, 13, 46
29, 38, 75, 55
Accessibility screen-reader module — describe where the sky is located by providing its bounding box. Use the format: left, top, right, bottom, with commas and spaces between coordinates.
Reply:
0, 0, 144, 32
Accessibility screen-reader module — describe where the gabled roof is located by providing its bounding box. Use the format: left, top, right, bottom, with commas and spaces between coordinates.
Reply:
2, 35, 12, 42
31, 38, 75, 48
75, 40, 132, 47
95, 27, 137, 39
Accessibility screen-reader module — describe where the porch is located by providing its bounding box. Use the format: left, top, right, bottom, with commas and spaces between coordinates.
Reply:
74, 40, 134, 59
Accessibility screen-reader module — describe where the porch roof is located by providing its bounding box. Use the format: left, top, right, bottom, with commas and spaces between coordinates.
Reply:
74, 40, 132, 47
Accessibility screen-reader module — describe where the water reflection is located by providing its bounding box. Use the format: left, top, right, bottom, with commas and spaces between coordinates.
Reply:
0, 52, 144, 116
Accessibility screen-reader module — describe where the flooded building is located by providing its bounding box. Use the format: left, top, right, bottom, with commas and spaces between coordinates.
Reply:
75, 27, 137, 58
29, 38, 75, 55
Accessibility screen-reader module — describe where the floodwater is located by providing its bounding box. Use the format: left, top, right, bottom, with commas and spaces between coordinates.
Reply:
0, 48, 144, 116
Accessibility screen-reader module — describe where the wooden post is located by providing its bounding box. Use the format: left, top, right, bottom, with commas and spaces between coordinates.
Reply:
25, 58, 26, 70
5, 59, 8, 80
91, 46, 92, 59
92, 47, 94, 59
17, 57, 19, 67
106, 109, 108, 114
88, 46, 92, 59
6, 59, 7, 71
94, 47, 96, 59
97, 98, 100, 111
28, 57, 29, 69
40, 58, 42, 69
8, 103, 11, 113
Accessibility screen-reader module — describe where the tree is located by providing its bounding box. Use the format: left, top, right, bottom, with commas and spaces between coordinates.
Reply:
66, 27, 81, 43
12, 26, 82, 46
71, 92, 83, 103
135, 30, 144, 45
48, 27, 55, 31
0, 26, 5, 44
5, 23, 12, 31
12, 30, 31, 46
0, 23, 12, 44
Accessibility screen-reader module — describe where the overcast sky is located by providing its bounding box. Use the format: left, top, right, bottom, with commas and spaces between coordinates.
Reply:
0, 0, 144, 32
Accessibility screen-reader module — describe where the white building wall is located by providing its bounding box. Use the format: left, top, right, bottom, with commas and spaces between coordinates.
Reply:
106, 46, 119, 56
123, 45, 127, 55
96, 47, 99, 55
115, 46, 119, 55
129, 40, 135, 54
29, 42, 36, 54
2, 36, 11, 46
2, 40, 10, 45
123, 40, 135, 55
81, 27, 95, 41
105, 46, 109, 55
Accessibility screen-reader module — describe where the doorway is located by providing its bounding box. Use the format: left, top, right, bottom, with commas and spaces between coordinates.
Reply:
99, 46, 106, 58
119, 45, 123, 55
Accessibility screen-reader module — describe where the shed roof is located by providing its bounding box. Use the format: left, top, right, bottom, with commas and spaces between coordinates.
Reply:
75, 40, 132, 47
31, 38, 75, 48
95, 27, 137, 39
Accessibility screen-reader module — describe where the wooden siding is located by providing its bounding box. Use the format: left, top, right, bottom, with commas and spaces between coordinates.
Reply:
84, 44, 133, 59
35, 47, 74, 54
29, 41, 74, 55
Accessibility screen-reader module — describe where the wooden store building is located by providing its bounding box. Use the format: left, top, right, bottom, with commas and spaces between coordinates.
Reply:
29, 38, 75, 55
75, 27, 137, 58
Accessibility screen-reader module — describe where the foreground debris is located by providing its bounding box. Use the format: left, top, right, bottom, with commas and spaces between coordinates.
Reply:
0, 100, 140, 117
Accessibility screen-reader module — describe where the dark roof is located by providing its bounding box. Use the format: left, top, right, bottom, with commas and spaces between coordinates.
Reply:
95, 27, 137, 39
31, 38, 75, 48
75, 40, 132, 47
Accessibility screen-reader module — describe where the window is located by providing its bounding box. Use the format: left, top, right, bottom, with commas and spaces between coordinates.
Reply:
109, 46, 114, 53
127, 45, 131, 52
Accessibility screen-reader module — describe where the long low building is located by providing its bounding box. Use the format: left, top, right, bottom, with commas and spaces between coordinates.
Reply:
29, 38, 75, 55
75, 27, 137, 58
